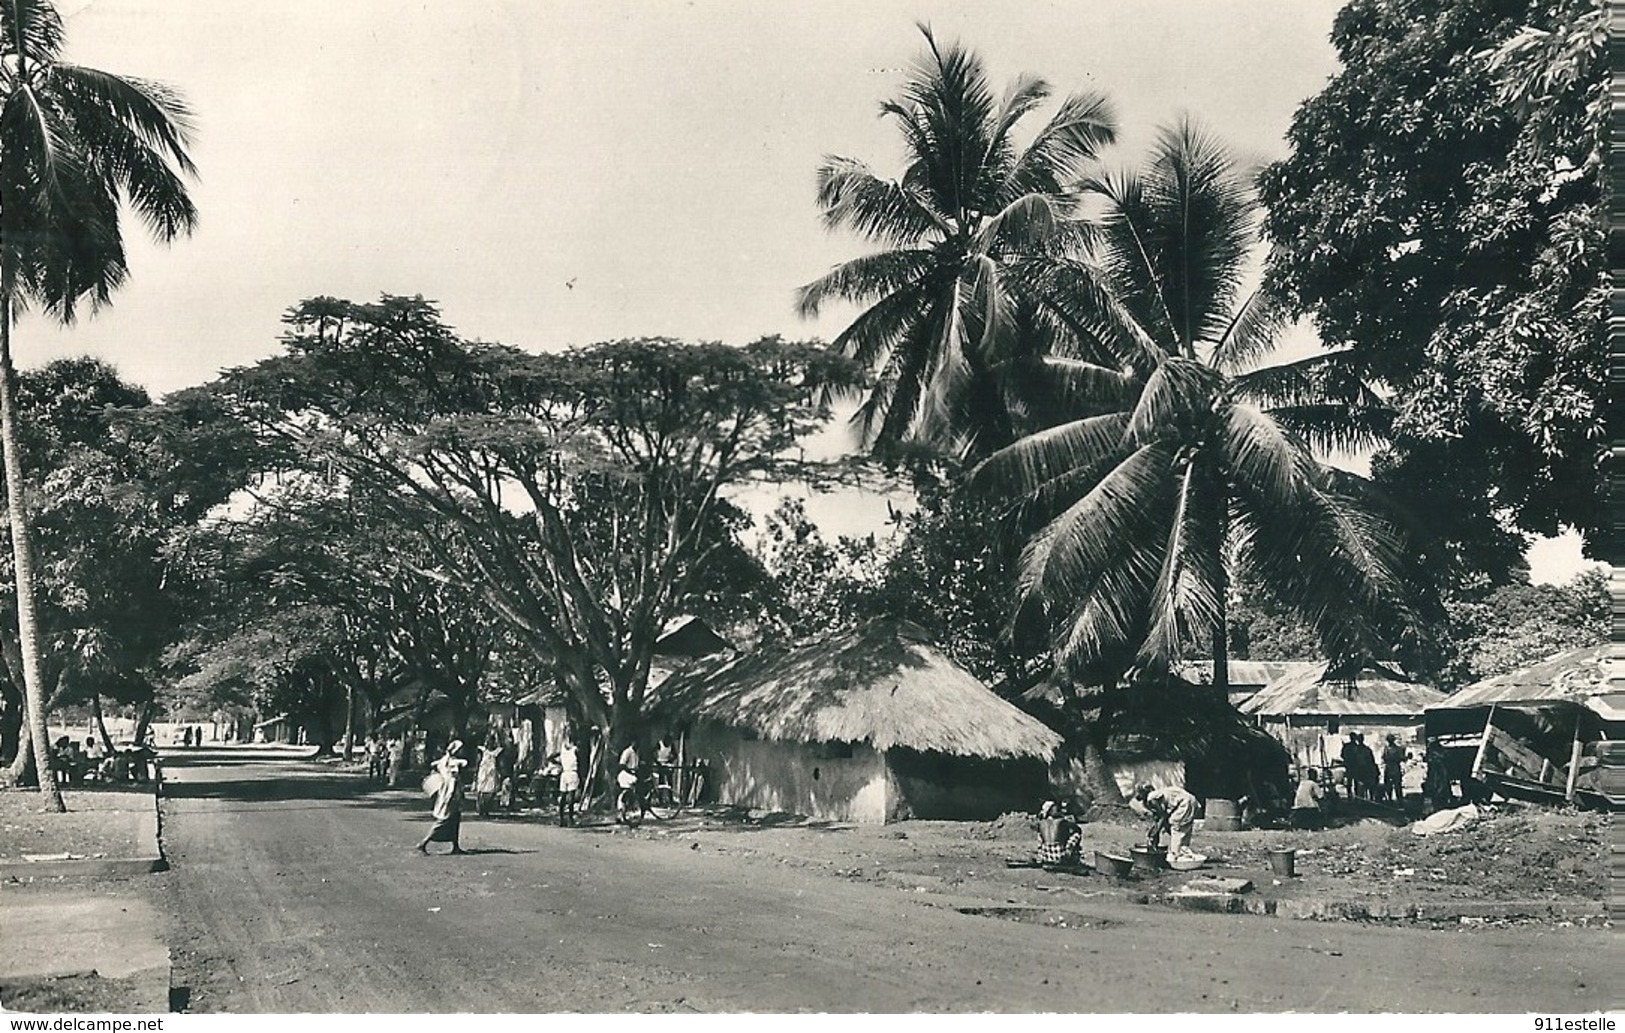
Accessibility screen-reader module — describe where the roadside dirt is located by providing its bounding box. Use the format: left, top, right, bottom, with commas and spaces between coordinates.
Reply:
0, 787, 155, 863
0, 973, 148, 1013
601, 799, 1610, 921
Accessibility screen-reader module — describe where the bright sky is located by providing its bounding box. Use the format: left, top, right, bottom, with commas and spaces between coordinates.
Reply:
29, 0, 1595, 583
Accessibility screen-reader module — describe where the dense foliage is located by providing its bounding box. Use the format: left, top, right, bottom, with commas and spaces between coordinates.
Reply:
1259, 0, 1604, 572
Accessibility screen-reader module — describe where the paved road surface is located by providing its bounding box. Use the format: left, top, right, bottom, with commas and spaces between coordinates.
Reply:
148, 749, 1608, 1013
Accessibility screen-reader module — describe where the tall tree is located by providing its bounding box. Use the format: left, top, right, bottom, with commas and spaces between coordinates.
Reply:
977, 122, 1412, 694
797, 26, 1116, 455
211, 296, 857, 763
0, 0, 197, 808
1258, 0, 1604, 572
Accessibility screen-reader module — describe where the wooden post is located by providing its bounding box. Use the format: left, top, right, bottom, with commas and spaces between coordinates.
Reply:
677, 729, 687, 804
1471, 704, 1496, 779
1564, 711, 1583, 803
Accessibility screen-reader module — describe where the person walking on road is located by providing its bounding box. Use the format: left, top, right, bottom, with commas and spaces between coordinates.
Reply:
416, 741, 468, 855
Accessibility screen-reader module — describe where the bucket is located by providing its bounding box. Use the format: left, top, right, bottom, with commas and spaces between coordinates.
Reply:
1129, 845, 1166, 872
1096, 852, 1135, 878
1268, 847, 1297, 877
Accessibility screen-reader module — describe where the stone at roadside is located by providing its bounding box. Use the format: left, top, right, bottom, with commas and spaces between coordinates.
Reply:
1183, 876, 1253, 894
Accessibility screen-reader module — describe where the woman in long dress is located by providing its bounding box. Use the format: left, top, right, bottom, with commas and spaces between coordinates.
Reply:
416, 741, 468, 855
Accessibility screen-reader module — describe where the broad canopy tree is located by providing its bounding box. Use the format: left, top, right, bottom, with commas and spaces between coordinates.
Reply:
1258, 0, 1604, 572
210, 295, 859, 763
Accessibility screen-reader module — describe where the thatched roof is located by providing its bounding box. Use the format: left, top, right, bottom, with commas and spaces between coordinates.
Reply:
655, 616, 733, 659
650, 621, 1062, 760
1431, 643, 1614, 711
1240, 663, 1444, 717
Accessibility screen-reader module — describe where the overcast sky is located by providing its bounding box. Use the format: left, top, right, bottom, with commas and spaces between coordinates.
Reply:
31, 0, 1593, 582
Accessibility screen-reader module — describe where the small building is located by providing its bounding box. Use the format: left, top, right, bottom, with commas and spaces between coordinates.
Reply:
1174, 660, 1321, 707
251, 713, 296, 745
651, 621, 1063, 823
1426, 643, 1619, 806
1241, 663, 1445, 771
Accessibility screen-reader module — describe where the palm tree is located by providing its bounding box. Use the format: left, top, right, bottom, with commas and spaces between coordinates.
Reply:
797, 25, 1116, 457
976, 120, 1407, 698
0, 0, 197, 808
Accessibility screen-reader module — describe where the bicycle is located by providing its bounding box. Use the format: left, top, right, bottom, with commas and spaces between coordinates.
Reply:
615, 767, 681, 827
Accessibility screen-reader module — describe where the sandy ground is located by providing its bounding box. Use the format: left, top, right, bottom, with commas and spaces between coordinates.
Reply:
95, 748, 1611, 1013
0, 786, 155, 862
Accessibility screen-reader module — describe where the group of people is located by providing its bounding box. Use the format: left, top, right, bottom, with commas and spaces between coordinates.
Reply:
414, 729, 588, 854
1337, 731, 1410, 803
177, 725, 209, 747
1032, 782, 1203, 869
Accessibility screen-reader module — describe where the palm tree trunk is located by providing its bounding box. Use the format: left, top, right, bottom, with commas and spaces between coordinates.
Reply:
91, 690, 114, 753
0, 267, 63, 812
1212, 492, 1230, 698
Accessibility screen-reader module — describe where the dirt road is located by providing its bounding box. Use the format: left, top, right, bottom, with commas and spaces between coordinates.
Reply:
148, 749, 1607, 1013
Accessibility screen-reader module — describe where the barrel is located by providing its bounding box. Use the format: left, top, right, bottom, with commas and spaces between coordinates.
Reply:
1268, 847, 1298, 877
1204, 798, 1243, 832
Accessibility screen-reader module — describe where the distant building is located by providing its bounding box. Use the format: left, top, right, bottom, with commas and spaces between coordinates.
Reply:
1174, 660, 1320, 707
1240, 663, 1445, 771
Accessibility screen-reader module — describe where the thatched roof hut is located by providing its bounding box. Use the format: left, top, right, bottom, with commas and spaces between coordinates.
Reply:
652, 621, 1061, 822
654, 620, 1061, 760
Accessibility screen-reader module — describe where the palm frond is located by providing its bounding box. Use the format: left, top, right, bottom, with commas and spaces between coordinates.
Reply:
903, 25, 998, 218
796, 248, 936, 317
821, 274, 934, 370
1139, 459, 1223, 667
1231, 470, 1412, 668
1265, 403, 1394, 455
1034, 356, 1139, 411
1217, 404, 1320, 504
1124, 356, 1222, 446
972, 410, 1130, 497
53, 66, 197, 172
1208, 285, 1289, 373
1003, 90, 1117, 201
0, 0, 65, 65
1016, 441, 1173, 610
975, 190, 1076, 255
814, 157, 947, 245
982, 72, 1051, 183
1140, 118, 1252, 351
1234, 351, 1383, 409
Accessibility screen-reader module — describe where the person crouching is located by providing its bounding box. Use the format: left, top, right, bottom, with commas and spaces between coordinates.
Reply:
1035, 800, 1082, 866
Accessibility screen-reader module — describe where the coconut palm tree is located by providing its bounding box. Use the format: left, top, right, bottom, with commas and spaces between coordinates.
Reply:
0, 0, 197, 809
797, 25, 1116, 457
976, 120, 1407, 696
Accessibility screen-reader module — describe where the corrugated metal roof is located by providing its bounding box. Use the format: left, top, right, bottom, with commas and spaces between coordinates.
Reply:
1240, 664, 1445, 717
1429, 643, 1615, 710
1175, 660, 1320, 689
